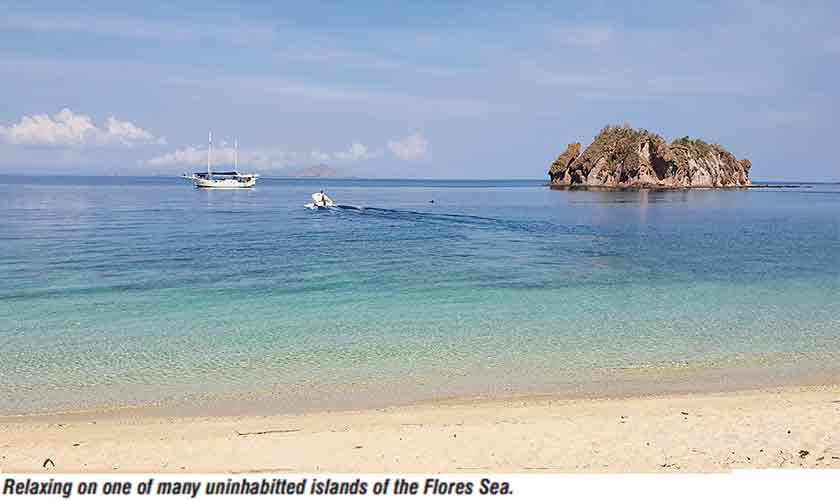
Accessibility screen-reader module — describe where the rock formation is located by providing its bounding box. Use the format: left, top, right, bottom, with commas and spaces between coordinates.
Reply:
548, 125, 751, 188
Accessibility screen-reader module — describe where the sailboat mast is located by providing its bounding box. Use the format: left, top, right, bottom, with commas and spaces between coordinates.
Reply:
207, 131, 212, 176
235, 137, 238, 172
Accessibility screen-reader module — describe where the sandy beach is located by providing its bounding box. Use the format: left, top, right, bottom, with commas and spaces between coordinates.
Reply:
1, 385, 838, 473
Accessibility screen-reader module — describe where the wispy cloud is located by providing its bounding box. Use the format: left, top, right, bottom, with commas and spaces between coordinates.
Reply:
2, 10, 453, 76
141, 145, 277, 169
274, 46, 457, 77
1, 3, 837, 179
388, 133, 428, 160
551, 24, 613, 49
0, 11, 277, 45
309, 143, 375, 163
0, 109, 163, 147
1, 55, 487, 117
331, 143, 374, 161
526, 64, 774, 97
141, 142, 374, 169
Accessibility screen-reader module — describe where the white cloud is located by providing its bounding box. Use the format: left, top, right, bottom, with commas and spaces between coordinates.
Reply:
0, 108, 162, 147
142, 145, 278, 169
388, 133, 428, 160
309, 151, 331, 162
302, 142, 373, 164
104, 116, 160, 146
350, 143, 369, 160
142, 142, 372, 169
142, 146, 206, 168
332, 143, 372, 161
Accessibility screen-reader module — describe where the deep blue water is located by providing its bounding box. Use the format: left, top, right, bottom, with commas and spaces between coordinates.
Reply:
1, 176, 839, 415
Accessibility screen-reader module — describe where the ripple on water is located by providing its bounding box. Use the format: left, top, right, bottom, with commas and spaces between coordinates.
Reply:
1, 178, 839, 414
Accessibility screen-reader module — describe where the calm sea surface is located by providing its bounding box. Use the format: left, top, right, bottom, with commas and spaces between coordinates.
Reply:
1, 176, 839, 415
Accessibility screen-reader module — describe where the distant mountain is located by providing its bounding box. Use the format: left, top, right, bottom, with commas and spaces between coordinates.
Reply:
288, 164, 339, 178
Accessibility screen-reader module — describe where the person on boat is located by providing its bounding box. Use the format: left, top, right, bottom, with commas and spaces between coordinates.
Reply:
319, 190, 332, 206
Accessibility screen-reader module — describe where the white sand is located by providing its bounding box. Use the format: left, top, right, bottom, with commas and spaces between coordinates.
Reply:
1, 385, 839, 473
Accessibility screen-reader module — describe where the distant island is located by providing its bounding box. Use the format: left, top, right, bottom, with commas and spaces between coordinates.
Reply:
548, 125, 751, 188
288, 164, 339, 178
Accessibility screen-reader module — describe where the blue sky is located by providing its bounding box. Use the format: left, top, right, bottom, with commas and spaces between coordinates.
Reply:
0, 1, 838, 180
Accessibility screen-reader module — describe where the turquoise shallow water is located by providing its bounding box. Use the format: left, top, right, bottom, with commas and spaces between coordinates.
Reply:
1, 177, 839, 415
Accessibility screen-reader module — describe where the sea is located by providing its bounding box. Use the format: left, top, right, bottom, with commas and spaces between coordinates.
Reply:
1, 176, 839, 416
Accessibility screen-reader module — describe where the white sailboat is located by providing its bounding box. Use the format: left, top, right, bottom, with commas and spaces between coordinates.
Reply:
182, 132, 258, 188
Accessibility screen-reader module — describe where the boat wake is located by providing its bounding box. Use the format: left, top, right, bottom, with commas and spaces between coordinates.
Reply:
313, 204, 590, 236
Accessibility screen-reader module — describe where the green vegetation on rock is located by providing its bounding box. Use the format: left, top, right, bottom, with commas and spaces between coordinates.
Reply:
548, 125, 751, 188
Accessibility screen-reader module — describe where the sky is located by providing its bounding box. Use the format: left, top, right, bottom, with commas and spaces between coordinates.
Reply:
0, 1, 838, 180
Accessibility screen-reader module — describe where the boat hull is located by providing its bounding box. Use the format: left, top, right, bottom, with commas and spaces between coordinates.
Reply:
191, 177, 257, 189
304, 202, 334, 209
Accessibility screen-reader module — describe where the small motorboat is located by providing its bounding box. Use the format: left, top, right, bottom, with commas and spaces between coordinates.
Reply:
304, 191, 335, 209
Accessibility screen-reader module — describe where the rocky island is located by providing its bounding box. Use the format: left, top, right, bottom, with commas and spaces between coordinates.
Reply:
548, 125, 751, 188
